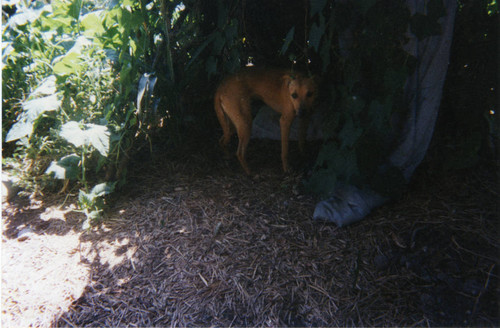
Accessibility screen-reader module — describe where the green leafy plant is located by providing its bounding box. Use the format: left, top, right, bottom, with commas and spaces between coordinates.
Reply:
2, 0, 166, 227
78, 182, 116, 229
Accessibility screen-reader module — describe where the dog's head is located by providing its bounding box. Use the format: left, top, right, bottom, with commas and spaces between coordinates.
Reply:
284, 73, 318, 117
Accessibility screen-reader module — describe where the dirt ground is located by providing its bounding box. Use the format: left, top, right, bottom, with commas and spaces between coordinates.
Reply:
2, 138, 499, 327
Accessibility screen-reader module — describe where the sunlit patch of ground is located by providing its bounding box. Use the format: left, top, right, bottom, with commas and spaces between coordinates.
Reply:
1, 202, 136, 327
1, 206, 87, 327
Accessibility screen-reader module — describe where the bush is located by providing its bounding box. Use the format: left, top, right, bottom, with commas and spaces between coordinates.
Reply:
2, 0, 169, 227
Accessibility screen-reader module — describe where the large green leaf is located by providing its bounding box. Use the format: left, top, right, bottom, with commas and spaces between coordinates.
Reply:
309, 22, 325, 52
30, 75, 57, 98
45, 154, 80, 180
6, 94, 61, 142
68, 0, 82, 20
53, 52, 81, 76
78, 189, 94, 208
52, 36, 91, 76
60, 121, 110, 156
81, 12, 105, 36
5, 120, 33, 143
23, 94, 60, 122
90, 182, 116, 198
6, 4, 51, 29
49, 0, 80, 30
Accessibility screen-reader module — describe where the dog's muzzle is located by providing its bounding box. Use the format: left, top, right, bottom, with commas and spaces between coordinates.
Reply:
297, 105, 306, 118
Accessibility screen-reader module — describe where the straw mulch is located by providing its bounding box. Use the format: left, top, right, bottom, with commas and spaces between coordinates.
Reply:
2, 138, 499, 327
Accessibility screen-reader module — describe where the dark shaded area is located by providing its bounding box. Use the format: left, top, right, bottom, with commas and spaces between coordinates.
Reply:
241, 0, 308, 67
428, 1, 498, 170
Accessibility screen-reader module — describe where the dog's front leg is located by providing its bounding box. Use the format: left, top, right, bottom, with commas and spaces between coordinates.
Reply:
280, 113, 295, 173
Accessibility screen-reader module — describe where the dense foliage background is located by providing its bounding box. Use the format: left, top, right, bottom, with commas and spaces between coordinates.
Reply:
2, 0, 498, 227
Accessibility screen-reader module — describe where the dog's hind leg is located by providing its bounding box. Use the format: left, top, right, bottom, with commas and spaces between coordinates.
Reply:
233, 101, 253, 175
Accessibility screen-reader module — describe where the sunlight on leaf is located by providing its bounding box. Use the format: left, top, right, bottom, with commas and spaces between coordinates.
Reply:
46, 154, 80, 180
91, 182, 116, 197
6, 5, 51, 29
81, 12, 105, 36
30, 75, 57, 98
60, 122, 110, 156
6, 94, 61, 142
53, 52, 81, 76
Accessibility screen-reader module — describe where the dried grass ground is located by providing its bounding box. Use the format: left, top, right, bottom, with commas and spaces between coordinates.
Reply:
2, 136, 499, 327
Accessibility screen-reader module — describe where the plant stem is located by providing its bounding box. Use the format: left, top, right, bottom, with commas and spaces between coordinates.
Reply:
81, 146, 88, 192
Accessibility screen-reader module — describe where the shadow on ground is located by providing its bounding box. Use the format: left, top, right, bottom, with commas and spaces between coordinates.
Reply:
2, 138, 499, 327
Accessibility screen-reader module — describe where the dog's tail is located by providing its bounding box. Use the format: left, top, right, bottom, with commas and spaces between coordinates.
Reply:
214, 92, 228, 129
214, 91, 232, 148
214, 91, 225, 122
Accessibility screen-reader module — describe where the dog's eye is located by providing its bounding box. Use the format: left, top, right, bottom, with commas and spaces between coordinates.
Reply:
291, 93, 298, 99
306, 91, 314, 98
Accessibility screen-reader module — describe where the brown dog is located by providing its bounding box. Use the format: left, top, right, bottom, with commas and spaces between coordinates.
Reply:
214, 67, 317, 174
